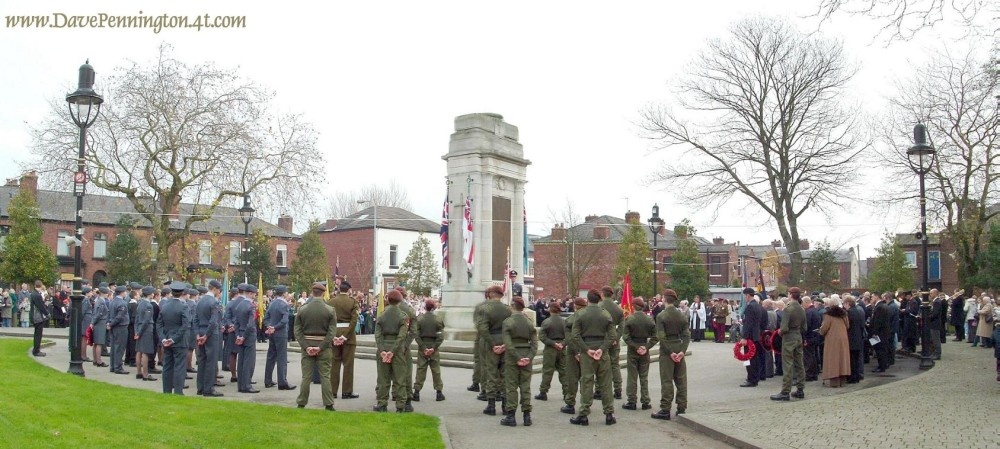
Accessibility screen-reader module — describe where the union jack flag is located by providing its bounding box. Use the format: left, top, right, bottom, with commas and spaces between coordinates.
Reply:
463, 196, 474, 272
440, 196, 449, 270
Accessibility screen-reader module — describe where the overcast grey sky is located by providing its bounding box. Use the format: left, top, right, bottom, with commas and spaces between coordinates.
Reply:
0, 0, 984, 258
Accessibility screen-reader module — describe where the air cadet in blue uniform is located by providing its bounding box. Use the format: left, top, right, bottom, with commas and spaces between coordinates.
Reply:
234, 283, 259, 393
134, 286, 157, 382
224, 287, 246, 382
264, 285, 295, 390
158, 281, 190, 394
109, 285, 131, 374
195, 280, 224, 397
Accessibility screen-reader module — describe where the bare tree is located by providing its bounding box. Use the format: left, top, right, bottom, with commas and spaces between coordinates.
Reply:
324, 180, 412, 218
639, 17, 868, 284
28, 44, 322, 276
537, 199, 607, 298
877, 47, 999, 290
812, 0, 996, 42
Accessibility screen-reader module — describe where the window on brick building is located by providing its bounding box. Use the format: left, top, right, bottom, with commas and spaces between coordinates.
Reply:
0, 225, 9, 250
276, 244, 288, 268
93, 232, 107, 259
709, 255, 722, 276
904, 251, 917, 268
57, 230, 71, 256
389, 244, 398, 269
229, 241, 241, 266
150, 237, 158, 261
527, 258, 534, 277
198, 240, 212, 265
661, 256, 672, 272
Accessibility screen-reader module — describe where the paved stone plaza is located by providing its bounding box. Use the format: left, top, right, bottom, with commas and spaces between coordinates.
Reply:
7, 328, 996, 448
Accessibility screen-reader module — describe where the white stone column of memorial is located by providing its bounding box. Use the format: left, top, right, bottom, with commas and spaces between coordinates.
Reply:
439, 113, 530, 340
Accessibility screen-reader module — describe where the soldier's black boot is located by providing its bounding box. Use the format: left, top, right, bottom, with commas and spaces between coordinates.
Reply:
500, 396, 507, 413
605, 413, 617, 425
770, 392, 790, 401
467, 383, 480, 392
534, 391, 547, 401
593, 391, 602, 400
411, 390, 420, 402
791, 389, 805, 399
622, 402, 637, 410
483, 399, 497, 415
569, 415, 589, 426
614, 389, 622, 400
372, 405, 387, 412
641, 403, 652, 410
651, 409, 671, 420
500, 411, 516, 427
522, 412, 532, 427
476, 391, 488, 401
436, 390, 446, 401
560, 404, 575, 414
403, 401, 414, 412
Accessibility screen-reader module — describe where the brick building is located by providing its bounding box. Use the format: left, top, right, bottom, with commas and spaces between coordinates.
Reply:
896, 232, 959, 293
318, 206, 443, 295
532, 211, 739, 299
0, 172, 300, 288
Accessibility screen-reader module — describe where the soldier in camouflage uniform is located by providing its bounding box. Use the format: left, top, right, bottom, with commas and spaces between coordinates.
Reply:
651, 289, 691, 420
373, 289, 411, 412
412, 298, 445, 402
622, 298, 657, 411
569, 289, 617, 426
600, 286, 625, 399
535, 302, 566, 401
500, 297, 538, 427
477, 286, 511, 416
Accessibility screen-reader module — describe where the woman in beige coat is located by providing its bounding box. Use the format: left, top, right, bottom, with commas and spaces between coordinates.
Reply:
975, 296, 994, 348
819, 298, 851, 387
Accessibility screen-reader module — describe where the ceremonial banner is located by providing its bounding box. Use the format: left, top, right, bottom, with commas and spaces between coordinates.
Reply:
621, 271, 634, 318
441, 196, 449, 271
463, 196, 474, 272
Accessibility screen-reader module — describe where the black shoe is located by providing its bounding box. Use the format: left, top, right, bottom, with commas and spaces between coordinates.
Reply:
241, 388, 260, 394
770, 392, 790, 401
150, 369, 162, 374
186, 368, 197, 373
476, 392, 488, 401
483, 400, 497, 416
214, 381, 226, 387
279, 384, 297, 391
32, 352, 46, 357
739, 382, 758, 387
641, 403, 652, 410
560, 405, 575, 414
534, 392, 547, 401
467, 383, 480, 392
872, 368, 886, 373
264, 382, 276, 388
622, 402, 637, 410
436, 391, 445, 401
569, 415, 589, 426
791, 390, 805, 399
614, 389, 622, 400
341, 393, 359, 399
593, 391, 602, 399
204, 391, 224, 397
325, 405, 335, 411
651, 409, 671, 420
297, 405, 305, 409
215, 374, 222, 379
136, 374, 143, 379
114, 370, 130, 375
411, 390, 420, 402
500, 412, 517, 427
230, 378, 238, 383
403, 402, 414, 413
143, 376, 158, 382
676, 409, 685, 415
372, 405, 388, 412
605, 413, 616, 425
185, 375, 193, 380
522, 412, 532, 426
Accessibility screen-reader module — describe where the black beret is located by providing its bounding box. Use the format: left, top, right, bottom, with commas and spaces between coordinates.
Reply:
339, 280, 351, 290
742, 287, 757, 295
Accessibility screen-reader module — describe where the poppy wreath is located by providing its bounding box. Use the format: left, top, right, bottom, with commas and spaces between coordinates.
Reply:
762, 330, 774, 351
733, 339, 756, 361
767, 331, 782, 354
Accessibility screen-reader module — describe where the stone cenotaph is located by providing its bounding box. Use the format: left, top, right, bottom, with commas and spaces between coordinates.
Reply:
439, 113, 530, 340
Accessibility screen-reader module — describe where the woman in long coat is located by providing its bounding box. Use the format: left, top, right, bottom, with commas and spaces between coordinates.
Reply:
819, 298, 851, 387
976, 296, 994, 348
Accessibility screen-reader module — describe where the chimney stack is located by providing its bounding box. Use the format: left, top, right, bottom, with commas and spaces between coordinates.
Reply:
324, 219, 339, 230
624, 211, 640, 224
800, 239, 810, 250
277, 215, 294, 233
593, 225, 610, 240
551, 224, 567, 241
771, 239, 782, 247
584, 215, 598, 223
19, 171, 38, 197
713, 237, 724, 245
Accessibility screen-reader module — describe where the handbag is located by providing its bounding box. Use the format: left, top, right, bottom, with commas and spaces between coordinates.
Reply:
32, 307, 49, 325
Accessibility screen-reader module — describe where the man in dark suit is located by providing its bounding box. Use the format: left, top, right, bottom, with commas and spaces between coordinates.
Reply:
871, 293, 893, 372
845, 296, 866, 383
157, 282, 190, 394
29, 281, 48, 357
803, 297, 824, 381
740, 288, 766, 387
949, 290, 966, 342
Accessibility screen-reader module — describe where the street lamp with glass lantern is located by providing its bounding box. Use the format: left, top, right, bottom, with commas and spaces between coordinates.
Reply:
907, 122, 936, 371
238, 193, 255, 283
647, 204, 665, 295
66, 60, 104, 377
358, 200, 378, 296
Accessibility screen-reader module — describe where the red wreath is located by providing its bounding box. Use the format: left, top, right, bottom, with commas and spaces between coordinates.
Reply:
733, 339, 756, 361
762, 330, 774, 351
767, 331, 782, 354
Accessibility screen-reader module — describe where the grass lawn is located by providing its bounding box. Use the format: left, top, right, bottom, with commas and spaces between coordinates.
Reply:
0, 339, 443, 449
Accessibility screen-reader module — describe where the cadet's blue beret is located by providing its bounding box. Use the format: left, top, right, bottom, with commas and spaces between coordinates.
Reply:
169, 281, 188, 292
186, 288, 199, 296
273, 285, 287, 294
82, 287, 92, 294
99, 282, 109, 288
128, 282, 142, 289
114, 285, 126, 293
98, 286, 110, 294
141, 286, 155, 296
208, 279, 223, 289
160, 287, 171, 296
245, 284, 258, 293
236, 283, 249, 292
197, 286, 208, 294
